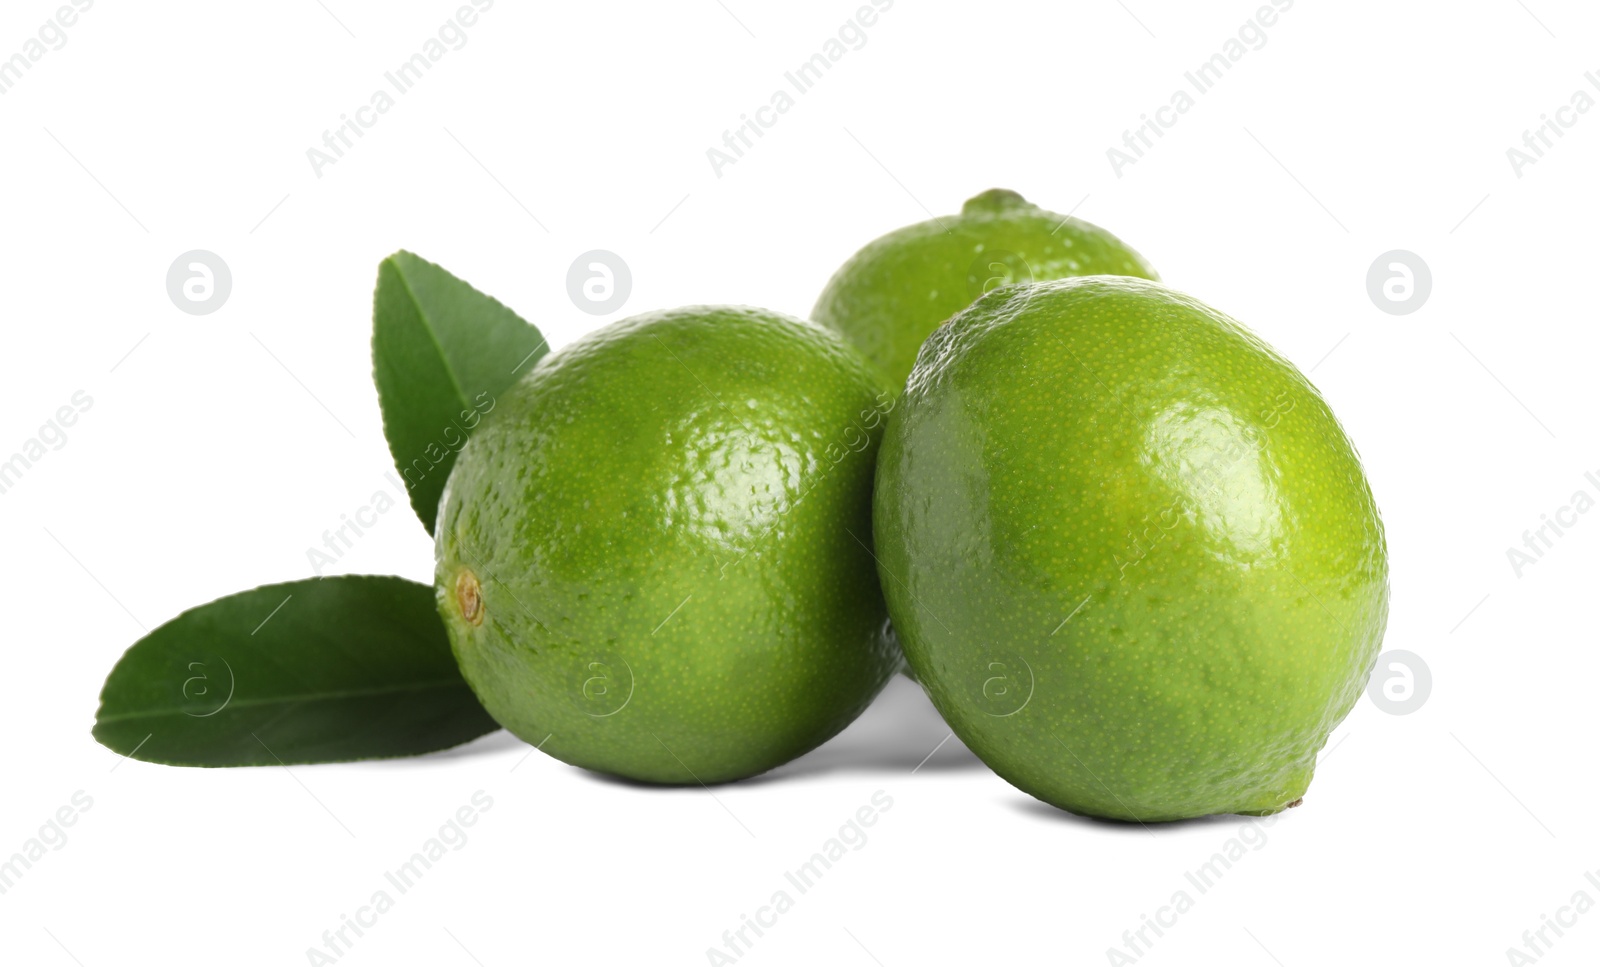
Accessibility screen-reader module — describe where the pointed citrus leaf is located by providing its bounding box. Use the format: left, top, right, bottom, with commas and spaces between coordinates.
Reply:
93, 575, 499, 766
373, 251, 548, 533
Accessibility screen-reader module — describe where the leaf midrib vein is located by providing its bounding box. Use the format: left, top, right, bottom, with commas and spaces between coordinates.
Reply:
97, 678, 474, 725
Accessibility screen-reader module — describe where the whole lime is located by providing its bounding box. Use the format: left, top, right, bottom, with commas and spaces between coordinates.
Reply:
435, 306, 900, 784
874, 277, 1389, 821
812, 188, 1157, 390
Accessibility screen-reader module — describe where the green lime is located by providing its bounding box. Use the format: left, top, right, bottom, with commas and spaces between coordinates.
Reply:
812, 189, 1157, 390
874, 277, 1389, 821
434, 306, 899, 784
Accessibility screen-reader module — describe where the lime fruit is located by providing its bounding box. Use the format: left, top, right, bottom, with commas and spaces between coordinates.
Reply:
874, 277, 1389, 821
812, 188, 1157, 390
434, 306, 900, 784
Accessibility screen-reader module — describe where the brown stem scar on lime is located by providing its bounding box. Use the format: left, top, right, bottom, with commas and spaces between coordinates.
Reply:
455, 569, 484, 626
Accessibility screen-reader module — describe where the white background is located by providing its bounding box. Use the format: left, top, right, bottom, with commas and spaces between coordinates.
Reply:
2, 1, 1596, 964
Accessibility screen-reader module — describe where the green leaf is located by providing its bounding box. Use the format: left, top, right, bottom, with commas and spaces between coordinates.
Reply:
373, 251, 549, 533
93, 575, 499, 767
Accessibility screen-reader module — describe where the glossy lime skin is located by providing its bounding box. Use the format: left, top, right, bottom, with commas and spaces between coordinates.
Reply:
435, 306, 900, 784
812, 189, 1158, 391
875, 278, 1389, 821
